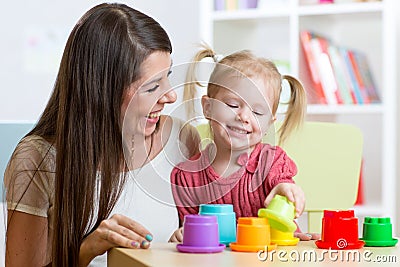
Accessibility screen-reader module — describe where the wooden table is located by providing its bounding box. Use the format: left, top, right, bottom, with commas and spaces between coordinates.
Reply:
108, 241, 399, 266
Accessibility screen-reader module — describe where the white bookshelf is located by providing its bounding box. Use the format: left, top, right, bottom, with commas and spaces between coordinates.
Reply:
200, 0, 396, 229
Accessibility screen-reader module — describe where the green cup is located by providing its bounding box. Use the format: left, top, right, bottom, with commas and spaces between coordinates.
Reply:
258, 195, 296, 232
361, 217, 398, 247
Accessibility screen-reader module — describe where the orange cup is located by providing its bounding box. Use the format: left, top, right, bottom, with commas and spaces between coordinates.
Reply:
230, 217, 277, 252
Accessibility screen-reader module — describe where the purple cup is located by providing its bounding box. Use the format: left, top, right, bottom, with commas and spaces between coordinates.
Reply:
177, 214, 226, 253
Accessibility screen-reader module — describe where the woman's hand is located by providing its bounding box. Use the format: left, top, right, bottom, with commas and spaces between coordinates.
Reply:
79, 214, 153, 267
168, 227, 183, 243
264, 183, 305, 218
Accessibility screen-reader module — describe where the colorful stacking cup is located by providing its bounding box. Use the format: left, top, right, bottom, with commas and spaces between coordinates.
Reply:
315, 210, 364, 250
230, 217, 277, 252
199, 204, 237, 246
176, 214, 226, 253
258, 195, 297, 232
270, 228, 299, 246
361, 217, 398, 247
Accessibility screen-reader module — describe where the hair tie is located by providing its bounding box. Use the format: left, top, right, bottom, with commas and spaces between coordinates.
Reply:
213, 54, 224, 63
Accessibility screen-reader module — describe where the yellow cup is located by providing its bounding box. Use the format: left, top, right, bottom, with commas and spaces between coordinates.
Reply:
270, 228, 299, 246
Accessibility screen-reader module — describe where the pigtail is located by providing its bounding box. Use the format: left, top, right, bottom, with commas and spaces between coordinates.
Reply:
184, 44, 217, 120
278, 75, 307, 145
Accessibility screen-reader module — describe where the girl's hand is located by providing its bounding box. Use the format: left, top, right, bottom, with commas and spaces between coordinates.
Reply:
264, 183, 305, 218
168, 227, 183, 243
79, 214, 153, 267
295, 232, 321, 241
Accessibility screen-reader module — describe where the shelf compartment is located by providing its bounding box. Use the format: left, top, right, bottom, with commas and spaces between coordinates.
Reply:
212, 7, 290, 21
299, 2, 383, 16
306, 104, 383, 114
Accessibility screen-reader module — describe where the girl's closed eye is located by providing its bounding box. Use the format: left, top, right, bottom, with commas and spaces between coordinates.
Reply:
226, 103, 239, 108
253, 110, 264, 116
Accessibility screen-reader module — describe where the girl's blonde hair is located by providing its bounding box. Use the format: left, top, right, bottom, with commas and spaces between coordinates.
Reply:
184, 44, 307, 145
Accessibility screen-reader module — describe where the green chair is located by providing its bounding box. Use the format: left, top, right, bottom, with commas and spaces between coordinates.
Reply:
196, 123, 212, 150
0, 123, 35, 201
196, 121, 363, 233
275, 122, 363, 233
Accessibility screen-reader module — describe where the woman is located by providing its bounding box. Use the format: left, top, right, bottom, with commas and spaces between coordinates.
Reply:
4, 3, 199, 266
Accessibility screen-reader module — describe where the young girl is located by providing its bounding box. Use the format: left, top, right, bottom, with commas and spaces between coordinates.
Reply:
170, 46, 317, 242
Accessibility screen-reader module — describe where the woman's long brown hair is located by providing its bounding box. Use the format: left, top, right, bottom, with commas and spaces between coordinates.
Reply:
24, 3, 172, 266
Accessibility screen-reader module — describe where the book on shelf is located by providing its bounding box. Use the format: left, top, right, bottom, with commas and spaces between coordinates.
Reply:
299, 31, 328, 104
300, 0, 334, 5
225, 0, 238, 10
331, 46, 359, 104
300, 30, 379, 105
313, 35, 343, 104
214, 0, 258, 11
352, 50, 380, 103
327, 45, 355, 104
214, 0, 226, 10
348, 50, 371, 104
340, 48, 367, 104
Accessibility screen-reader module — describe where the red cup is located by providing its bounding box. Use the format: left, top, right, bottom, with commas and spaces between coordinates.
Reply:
315, 210, 364, 250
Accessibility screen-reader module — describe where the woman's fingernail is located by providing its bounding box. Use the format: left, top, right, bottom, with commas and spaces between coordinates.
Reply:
145, 234, 153, 242
141, 240, 150, 248
131, 241, 140, 248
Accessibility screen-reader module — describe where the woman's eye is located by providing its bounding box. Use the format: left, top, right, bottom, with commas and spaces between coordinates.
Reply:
146, 84, 159, 93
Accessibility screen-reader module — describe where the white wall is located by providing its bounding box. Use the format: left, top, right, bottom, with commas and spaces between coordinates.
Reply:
0, 0, 201, 122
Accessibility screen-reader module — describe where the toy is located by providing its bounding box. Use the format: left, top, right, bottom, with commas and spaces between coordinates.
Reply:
176, 214, 226, 253
315, 210, 364, 250
230, 217, 277, 252
199, 204, 237, 246
270, 228, 299, 246
258, 195, 297, 232
361, 217, 398, 247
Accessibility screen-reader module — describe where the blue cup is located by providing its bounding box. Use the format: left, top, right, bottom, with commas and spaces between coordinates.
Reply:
199, 204, 237, 245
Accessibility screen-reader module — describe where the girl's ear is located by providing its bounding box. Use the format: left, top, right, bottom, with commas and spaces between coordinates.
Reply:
201, 95, 212, 119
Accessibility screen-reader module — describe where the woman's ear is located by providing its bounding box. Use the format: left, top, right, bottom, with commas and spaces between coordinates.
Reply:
201, 95, 211, 119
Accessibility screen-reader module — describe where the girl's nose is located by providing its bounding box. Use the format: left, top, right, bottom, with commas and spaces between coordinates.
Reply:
236, 109, 250, 123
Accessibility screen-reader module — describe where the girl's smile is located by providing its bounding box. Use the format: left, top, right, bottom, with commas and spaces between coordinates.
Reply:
202, 75, 274, 153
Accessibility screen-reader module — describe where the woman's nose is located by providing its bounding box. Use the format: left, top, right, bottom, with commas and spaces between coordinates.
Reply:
159, 88, 177, 104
